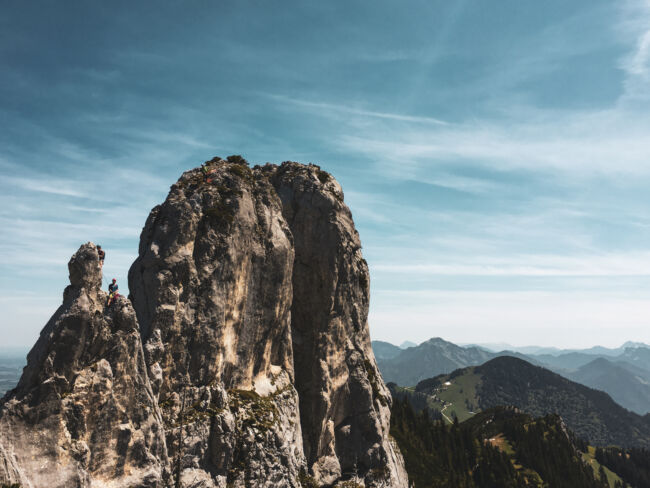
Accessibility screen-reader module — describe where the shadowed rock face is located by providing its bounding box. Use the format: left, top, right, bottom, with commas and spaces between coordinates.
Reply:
0, 243, 167, 488
265, 163, 406, 486
0, 160, 407, 488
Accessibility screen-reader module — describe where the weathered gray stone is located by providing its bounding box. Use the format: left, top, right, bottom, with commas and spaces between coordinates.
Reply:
265, 163, 408, 487
0, 160, 408, 488
129, 160, 305, 487
128, 159, 407, 487
0, 243, 168, 488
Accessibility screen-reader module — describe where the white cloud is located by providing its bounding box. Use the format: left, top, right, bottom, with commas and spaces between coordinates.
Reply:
372, 251, 650, 277
626, 30, 650, 77
256, 4, 650, 181
339, 106, 650, 178
616, 0, 650, 100
3, 176, 92, 198
265, 94, 449, 126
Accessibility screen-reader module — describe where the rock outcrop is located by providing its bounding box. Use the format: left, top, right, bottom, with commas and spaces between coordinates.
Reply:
264, 164, 405, 486
128, 158, 305, 487
1, 158, 408, 488
0, 243, 167, 488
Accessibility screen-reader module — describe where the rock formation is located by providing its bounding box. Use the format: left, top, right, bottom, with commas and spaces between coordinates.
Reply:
0, 158, 407, 488
264, 164, 404, 485
0, 243, 167, 488
128, 159, 304, 487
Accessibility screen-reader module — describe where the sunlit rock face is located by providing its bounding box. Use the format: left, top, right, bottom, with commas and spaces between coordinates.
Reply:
129, 159, 406, 487
0, 242, 167, 488
1, 159, 408, 488
128, 159, 304, 487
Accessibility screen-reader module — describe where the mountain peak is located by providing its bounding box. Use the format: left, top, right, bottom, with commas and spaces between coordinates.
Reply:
422, 337, 451, 345
622, 341, 650, 349
0, 160, 408, 487
584, 356, 613, 367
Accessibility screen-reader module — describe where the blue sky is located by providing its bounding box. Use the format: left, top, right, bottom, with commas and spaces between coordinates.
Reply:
2, 1, 650, 349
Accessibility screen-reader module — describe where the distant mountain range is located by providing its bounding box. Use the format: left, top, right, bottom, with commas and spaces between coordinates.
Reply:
461, 340, 648, 357
566, 358, 650, 417
373, 337, 541, 386
398, 356, 650, 449
373, 337, 650, 414
373, 340, 403, 360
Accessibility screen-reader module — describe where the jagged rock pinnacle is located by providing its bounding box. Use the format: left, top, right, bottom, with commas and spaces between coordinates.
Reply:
0, 243, 168, 487
68, 242, 103, 291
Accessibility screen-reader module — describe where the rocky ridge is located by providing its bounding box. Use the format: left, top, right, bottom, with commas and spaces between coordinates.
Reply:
0, 243, 167, 487
0, 158, 407, 488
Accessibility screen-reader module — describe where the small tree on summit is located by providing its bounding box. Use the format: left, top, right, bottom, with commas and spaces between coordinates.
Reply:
226, 154, 248, 166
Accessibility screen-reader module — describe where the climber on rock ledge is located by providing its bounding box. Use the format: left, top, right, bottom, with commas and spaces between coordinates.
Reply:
107, 278, 119, 306
97, 245, 105, 267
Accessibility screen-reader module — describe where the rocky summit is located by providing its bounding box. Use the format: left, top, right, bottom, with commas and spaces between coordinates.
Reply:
0, 158, 407, 488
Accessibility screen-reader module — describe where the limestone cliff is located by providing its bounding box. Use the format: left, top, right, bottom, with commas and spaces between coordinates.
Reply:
264, 163, 405, 486
0, 243, 167, 488
0, 158, 407, 488
128, 158, 304, 487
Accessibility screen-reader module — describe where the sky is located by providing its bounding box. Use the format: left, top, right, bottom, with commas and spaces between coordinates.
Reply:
2, 0, 650, 349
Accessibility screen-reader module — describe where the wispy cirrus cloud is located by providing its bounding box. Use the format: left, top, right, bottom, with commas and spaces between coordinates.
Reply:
265, 94, 449, 126
372, 251, 650, 277
338, 106, 650, 178
618, 0, 650, 100
4, 176, 92, 198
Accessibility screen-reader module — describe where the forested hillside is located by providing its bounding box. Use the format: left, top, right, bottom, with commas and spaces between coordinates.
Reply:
474, 357, 650, 448
412, 357, 650, 448
594, 447, 650, 488
390, 400, 611, 487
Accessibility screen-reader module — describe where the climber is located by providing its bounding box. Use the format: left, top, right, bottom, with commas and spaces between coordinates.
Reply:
97, 245, 105, 267
107, 278, 119, 306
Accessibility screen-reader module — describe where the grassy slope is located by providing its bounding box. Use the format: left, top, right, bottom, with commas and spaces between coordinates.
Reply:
581, 446, 624, 487
420, 372, 481, 424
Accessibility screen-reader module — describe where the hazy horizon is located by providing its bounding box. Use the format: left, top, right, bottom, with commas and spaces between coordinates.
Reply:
2, 1, 650, 349
2, 337, 649, 357
372, 337, 649, 351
